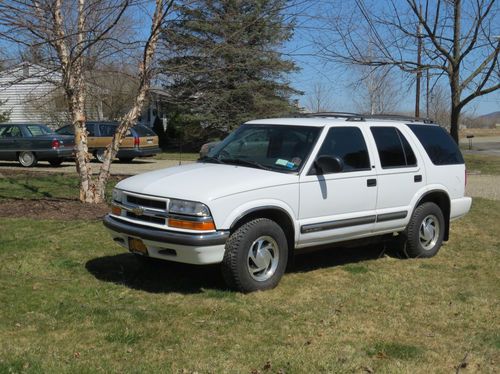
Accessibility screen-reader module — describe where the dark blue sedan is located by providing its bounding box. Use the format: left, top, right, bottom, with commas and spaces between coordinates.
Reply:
0, 123, 74, 167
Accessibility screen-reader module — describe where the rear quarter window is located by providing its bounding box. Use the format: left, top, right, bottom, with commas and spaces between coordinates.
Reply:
408, 125, 464, 165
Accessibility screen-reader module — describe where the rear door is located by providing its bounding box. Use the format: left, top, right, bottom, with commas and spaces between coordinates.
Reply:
0, 125, 23, 160
298, 126, 378, 247
369, 125, 423, 232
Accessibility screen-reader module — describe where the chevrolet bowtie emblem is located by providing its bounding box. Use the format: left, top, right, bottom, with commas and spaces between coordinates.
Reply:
131, 207, 144, 216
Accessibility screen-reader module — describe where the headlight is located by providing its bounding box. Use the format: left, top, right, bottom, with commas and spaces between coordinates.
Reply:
169, 199, 210, 217
112, 188, 123, 203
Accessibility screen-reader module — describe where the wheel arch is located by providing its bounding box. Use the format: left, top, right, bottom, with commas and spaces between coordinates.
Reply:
414, 189, 451, 241
229, 206, 296, 254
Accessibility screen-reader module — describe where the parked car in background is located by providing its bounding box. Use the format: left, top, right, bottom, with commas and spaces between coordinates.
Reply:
56, 122, 160, 162
0, 123, 74, 167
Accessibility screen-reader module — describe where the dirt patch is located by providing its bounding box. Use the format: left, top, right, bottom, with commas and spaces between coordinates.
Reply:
0, 199, 110, 220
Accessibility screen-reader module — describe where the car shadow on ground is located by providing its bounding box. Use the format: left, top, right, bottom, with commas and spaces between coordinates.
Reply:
85, 241, 400, 294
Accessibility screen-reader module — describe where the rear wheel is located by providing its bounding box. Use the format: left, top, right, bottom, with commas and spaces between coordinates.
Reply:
94, 149, 105, 163
403, 202, 445, 258
18, 151, 37, 167
49, 159, 63, 166
221, 218, 288, 292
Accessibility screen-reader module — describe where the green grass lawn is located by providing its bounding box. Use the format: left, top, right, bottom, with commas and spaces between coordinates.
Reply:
464, 153, 500, 175
0, 198, 499, 372
0, 172, 118, 202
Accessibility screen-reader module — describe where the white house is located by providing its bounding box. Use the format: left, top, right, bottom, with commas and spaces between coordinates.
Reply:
0, 62, 169, 129
0, 62, 103, 124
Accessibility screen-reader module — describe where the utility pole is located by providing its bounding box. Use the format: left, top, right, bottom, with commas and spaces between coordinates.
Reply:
426, 69, 430, 118
415, 5, 422, 118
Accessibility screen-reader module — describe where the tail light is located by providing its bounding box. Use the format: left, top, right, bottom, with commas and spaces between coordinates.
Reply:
134, 136, 140, 147
51, 139, 61, 149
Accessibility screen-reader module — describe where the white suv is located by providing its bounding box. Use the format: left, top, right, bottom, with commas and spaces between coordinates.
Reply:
104, 115, 472, 292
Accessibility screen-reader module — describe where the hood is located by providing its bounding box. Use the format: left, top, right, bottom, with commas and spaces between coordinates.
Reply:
116, 162, 298, 202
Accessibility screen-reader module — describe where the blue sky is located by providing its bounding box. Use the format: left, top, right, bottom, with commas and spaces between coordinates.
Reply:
283, 0, 500, 116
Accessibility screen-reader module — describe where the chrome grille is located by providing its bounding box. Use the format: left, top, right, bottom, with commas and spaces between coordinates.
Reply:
117, 192, 168, 228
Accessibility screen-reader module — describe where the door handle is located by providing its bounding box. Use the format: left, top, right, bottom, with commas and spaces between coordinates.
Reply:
414, 175, 422, 182
367, 178, 377, 187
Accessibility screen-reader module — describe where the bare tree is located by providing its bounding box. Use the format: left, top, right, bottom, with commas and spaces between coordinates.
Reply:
316, 0, 500, 142
306, 82, 335, 112
352, 65, 399, 114
428, 84, 450, 127
0, 0, 174, 203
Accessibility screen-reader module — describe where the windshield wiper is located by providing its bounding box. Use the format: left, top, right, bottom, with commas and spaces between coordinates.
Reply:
198, 156, 224, 164
221, 158, 272, 171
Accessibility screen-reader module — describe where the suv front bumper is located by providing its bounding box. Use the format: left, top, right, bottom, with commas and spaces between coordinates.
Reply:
103, 215, 229, 265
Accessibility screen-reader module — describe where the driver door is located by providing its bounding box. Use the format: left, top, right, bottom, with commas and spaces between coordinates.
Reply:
298, 126, 378, 247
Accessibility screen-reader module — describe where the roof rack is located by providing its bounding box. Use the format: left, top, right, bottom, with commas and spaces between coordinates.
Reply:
363, 114, 434, 124
297, 111, 435, 124
307, 111, 364, 119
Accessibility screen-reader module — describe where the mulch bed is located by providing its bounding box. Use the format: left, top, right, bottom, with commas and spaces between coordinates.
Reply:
0, 199, 110, 220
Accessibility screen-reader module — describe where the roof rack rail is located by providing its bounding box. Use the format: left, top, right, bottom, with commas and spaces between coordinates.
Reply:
363, 114, 434, 124
307, 111, 364, 119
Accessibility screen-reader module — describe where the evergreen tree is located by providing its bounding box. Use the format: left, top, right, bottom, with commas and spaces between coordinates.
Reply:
161, 0, 300, 133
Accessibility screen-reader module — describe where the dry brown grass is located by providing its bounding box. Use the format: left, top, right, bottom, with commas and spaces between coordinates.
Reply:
460, 127, 500, 138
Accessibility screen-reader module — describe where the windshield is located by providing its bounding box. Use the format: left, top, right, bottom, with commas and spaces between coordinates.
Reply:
203, 124, 321, 172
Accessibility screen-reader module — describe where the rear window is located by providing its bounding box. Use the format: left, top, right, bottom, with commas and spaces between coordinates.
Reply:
27, 125, 53, 136
133, 125, 156, 137
408, 125, 464, 165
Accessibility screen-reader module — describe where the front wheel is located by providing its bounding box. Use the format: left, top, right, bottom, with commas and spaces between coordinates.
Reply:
18, 151, 38, 167
403, 202, 445, 258
221, 218, 288, 292
94, 149, 105, 163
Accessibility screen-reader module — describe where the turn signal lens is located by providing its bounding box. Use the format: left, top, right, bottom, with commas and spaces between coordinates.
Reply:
111, 206, 121, 216
168, 218, 215, 231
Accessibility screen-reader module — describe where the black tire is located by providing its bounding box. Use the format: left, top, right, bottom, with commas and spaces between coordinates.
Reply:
403, 202, 445, 258
18, 151, 38, 167
119, 157, 134, 163
94, 149, 105, 163
221, 218, 288, 293
49, 159, 63, 166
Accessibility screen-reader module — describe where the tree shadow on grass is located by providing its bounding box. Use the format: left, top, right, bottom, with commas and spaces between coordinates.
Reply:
86, 240, 400, 294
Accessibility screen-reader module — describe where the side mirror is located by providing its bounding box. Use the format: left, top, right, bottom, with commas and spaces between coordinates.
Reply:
315, 155, 344, 174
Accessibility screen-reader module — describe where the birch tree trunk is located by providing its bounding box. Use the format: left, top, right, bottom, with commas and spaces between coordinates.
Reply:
49, 0, 172, 203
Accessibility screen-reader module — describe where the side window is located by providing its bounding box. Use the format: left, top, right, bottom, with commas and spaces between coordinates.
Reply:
317, 127, 370, 173
0, 126, 22, 138
99, 124, 117, 137
370, 127, 417, 168
86, 123, 96, 136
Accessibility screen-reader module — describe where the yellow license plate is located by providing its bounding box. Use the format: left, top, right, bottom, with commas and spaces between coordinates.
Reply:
129, 238, 148, 255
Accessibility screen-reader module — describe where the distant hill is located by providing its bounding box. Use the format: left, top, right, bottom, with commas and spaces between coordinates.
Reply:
478, 111, 500, 120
